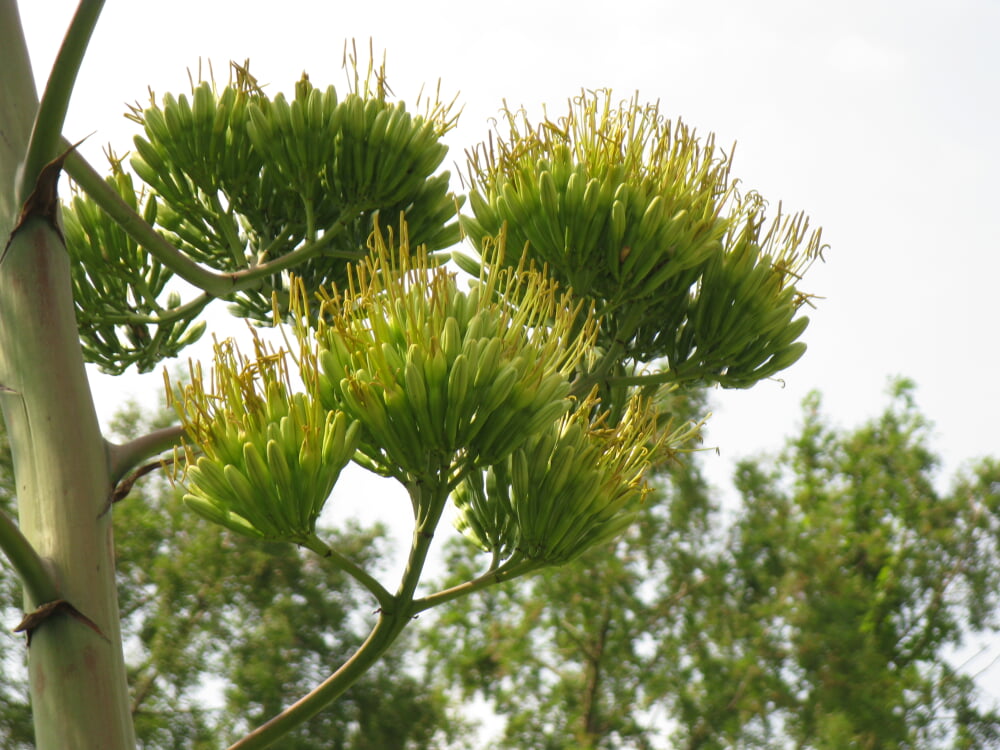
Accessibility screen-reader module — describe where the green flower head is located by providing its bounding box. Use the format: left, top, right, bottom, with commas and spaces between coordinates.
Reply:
167, 333, 358, 545
461, 89, 824, 388
455, 388, 703, 565
296, 223, 598, 485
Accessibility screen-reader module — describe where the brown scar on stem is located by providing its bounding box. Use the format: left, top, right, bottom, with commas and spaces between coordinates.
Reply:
14, 599, 108, 646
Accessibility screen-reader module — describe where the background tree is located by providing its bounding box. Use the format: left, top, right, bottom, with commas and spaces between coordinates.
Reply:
0, 2, 819, 747
427, 380, 1000, 749
693, 379, 1000, 749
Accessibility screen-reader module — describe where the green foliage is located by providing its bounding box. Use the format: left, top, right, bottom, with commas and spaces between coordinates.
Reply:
700, 380, 1000, 749
424, 382, 1000, 749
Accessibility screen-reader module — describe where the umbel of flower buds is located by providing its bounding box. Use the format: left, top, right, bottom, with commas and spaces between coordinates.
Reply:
453, 388, 701, 565
167, 335, 359, 547
295, 224, 598, 486
460, 90, 824, 389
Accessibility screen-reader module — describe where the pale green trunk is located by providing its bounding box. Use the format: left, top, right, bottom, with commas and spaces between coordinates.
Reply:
0, 2, 136, 747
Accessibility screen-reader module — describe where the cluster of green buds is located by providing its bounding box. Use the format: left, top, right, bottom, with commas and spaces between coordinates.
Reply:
128, 67, 461, 321
166, 334, 359, 548
295, 225, 597, 486
453, 388, 701, 565
62, 159, 206, 373
459, 90, 823, 388
62, 61, 464, 378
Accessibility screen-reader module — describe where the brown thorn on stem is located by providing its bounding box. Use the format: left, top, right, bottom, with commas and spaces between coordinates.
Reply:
3, 134, 93, 260
14, 600, 108, 646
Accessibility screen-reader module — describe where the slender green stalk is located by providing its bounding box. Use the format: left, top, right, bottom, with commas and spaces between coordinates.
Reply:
227, 479, 451, 750
17, 0, 105, 205
0, 509, 59, 606
93, 291, 213, 326
227, 612, 406, 750
411, 558, 544, 614
570, 337, 628, 399
301, 535, 394, 610
605, 369, 683, 389
234, 219, 362, 284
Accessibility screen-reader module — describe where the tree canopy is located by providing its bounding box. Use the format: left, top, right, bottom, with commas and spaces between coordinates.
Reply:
424, 380, 1000, 749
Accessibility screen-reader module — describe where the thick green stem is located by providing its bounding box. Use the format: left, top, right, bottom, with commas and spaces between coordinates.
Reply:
0, 221, 137, 750
396, 479, 450, 602
0, 4, 135, 748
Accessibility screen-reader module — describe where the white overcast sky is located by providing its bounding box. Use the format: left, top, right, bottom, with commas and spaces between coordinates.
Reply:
17, 0, 1000, 530
14, 0, 1000, 712
17, 0, 999, 531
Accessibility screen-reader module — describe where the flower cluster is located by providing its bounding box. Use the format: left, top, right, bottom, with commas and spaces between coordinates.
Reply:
168, 334, 358, 545
454, 389, 701, 565
297, 227, 597, 484
460, 90, 823, 388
